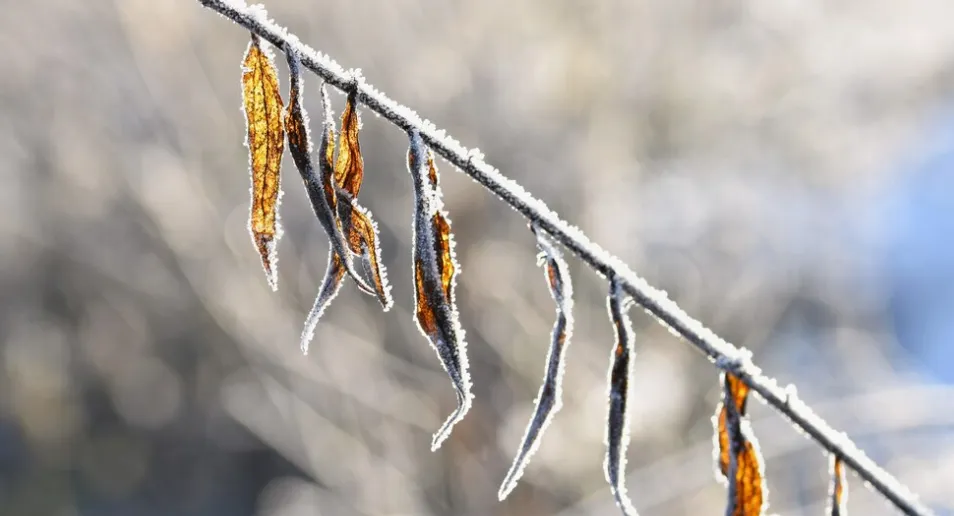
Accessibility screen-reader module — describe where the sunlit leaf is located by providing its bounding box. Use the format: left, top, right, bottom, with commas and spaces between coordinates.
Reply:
337, 194, 392, 308
316, 83, 376, 297
498, 223, 575, 501
721, 372, 767, 516
829, 455, 848, 516
335, 88, 364, 199
716, 372, 751, 477
605, 277, 639, 516
242, 33, 284, 290
407, 129, 472, 451
284, 47, 371, 297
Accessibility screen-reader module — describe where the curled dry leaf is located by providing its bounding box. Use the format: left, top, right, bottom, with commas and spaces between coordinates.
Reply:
242, 33, 285, 291
498, 223, 575, 501
605, 277, 639, 516
720, 372, 766, 516
331, 86, 391, 307
716, 373, 751, 477
407, 129, 472, 451
283, 47, 371, 301
829, 455, 847, 516
335, 89, 364, 198
336, 194, 391, 307
296, 77, 393, 354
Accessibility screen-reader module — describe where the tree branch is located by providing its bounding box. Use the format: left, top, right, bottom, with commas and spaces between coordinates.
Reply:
195, 1, 934, 514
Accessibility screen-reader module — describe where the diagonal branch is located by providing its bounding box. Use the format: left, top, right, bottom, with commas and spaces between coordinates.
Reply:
195, 1, 934, 514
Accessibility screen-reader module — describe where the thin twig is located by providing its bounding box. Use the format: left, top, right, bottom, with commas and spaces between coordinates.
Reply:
195, 1, 934, 514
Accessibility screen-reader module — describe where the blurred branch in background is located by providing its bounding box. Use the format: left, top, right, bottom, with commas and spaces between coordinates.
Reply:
1, 0, 953, 515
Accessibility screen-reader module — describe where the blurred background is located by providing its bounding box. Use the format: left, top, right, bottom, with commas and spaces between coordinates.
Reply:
1, 0, 953, 514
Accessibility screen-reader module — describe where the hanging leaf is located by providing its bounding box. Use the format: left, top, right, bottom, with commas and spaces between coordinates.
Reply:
498, 223, 575, 501
407, 129, 472, 451
721, 372, 767, 516
300, 251, 347, 354
829, 455, 848, 516
242, 33, 285, 291
335, 88, 365, 198
337, 195, 392, 307
329, 86, 392, 309
283, 47, 371, 301
716, 373, 751, 477
605, 277, 639, 516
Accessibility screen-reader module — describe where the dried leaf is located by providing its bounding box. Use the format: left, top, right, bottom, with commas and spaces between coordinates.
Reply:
316, 84, 376, 297
337, 194, 392, 308
605, 277, 639, 516
335, 88, 364, 198
829, 455, 847, 516
721, 372, 767, 516
284, 48, 373, 301
300, 251, 346, 355
407, 130, 472, 451
716, 373, 751, 476
498, 223, 575, 501
242, 33, 284, 291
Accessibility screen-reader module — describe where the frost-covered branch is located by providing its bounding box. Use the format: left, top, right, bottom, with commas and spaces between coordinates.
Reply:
195, 1, 933, 514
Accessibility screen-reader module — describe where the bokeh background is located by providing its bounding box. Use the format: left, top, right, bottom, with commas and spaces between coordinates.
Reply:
2, 0, 954, 514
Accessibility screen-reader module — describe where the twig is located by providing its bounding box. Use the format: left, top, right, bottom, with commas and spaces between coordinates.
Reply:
195, 1, 934, 514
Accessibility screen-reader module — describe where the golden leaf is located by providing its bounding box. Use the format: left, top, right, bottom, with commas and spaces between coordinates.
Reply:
426, 149, 440, 188
730, 440, 765, 516
432, 211, 454, 301
335, 89, 364, 199
407, 130, 472, 451
338, 197, 392, 308
242, 33, 284, 291
716, 372, 751, 476
719, 372, 767, 516
830, 455, 848, 516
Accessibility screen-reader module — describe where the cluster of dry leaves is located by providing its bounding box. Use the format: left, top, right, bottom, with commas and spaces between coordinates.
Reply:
236, 32, 850, 516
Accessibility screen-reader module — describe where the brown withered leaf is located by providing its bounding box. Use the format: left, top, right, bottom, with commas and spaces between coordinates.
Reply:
830, 455, 847, 516
285, 51, 380, 354
300, 251, 347, 354
316, 84, 376, 297
721, 372, 766, 516
426, 149, 440, 188
242, 33, 284, 291
498, 223, 575, 501
716, 372, 751, 477
729, 440, 765, 516
407, 129, 472, 451
337, 196, 392, 308
605, 277, 638, 516
284, 49, 371, 294
432, 211, 454, 301
335, 88, 364, 198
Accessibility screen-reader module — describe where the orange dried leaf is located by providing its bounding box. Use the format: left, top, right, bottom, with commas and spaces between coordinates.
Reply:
426, 150, 440, 188
315, 84, 376, 297
407, 130, 472, 451
716, 372, 751, 477
432, 211, 454, 301
721, 373, 767, 516
729, 439, 765, 516
338, 197, 392, 309
335, 89, 364, 198
830, 455, 848, 516
242, 33, 284, 291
